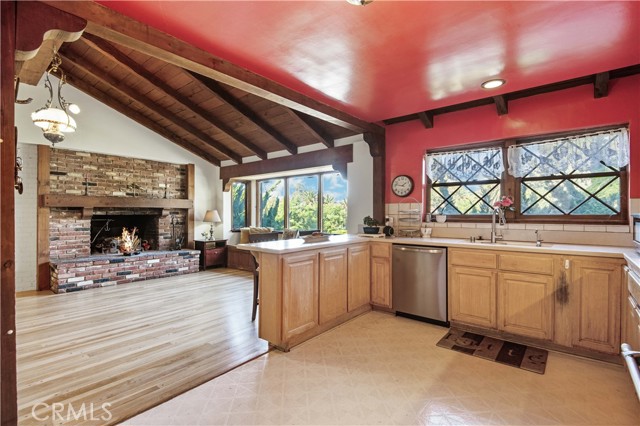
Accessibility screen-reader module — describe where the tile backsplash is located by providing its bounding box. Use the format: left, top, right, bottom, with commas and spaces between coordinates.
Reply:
385, 201, 637, 247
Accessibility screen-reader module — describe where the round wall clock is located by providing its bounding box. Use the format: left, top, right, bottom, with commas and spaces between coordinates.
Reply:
391, 175, 414, 197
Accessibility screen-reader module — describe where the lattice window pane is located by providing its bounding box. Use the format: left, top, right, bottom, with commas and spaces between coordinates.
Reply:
427, 147, 503, 216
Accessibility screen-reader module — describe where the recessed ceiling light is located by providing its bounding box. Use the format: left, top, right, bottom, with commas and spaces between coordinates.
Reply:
481, 79, 506, 89
346, 0, 373, 5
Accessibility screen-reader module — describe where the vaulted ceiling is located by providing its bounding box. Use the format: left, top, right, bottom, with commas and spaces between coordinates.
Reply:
16, 1, 640, 167
55, 33, 358, 166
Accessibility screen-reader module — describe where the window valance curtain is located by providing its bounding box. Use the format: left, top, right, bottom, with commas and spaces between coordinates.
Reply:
507, 128, 630, 178
425, 148, 504, 182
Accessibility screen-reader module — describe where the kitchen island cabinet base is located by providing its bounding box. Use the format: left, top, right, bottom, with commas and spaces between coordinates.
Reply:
268, 305, 372, 352
450, 321, 622, 365
255, 242, 372, 352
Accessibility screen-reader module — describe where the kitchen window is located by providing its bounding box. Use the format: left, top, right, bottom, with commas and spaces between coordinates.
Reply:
427, 145, 505, 216
426, 126, 630, 223
258, 172, 347, 233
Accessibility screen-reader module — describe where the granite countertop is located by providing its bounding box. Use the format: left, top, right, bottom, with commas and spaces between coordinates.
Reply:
50, 249, 200, 265
238, 233, 637, 260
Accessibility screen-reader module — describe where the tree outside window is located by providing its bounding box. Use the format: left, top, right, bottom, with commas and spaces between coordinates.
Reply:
231, 181, 247, 230
259, 179, 284, 229
257, 172, 347, 233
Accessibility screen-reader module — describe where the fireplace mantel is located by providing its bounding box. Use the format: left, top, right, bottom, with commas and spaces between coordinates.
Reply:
40, 194, 193, 210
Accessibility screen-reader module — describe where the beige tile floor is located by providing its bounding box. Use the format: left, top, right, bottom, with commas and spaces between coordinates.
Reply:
124, 312, 639, 425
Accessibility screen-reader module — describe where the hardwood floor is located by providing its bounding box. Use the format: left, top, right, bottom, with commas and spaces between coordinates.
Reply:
16, 268, 268, 425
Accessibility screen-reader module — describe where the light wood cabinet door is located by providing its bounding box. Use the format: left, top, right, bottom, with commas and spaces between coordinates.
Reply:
497, 272, 554, 340
318, 248, 348, 324
623, 295, 640, 350
570, 259, 622, 354
282, 252, 319, 340
371, 256, 391, 308
450, 265, 497, 328
348, 244, 371, 312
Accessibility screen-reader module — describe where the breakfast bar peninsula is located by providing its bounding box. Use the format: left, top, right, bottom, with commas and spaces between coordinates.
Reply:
238, 235, 374, 351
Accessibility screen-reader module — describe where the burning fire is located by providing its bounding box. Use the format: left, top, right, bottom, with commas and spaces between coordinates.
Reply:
119, 227, 141, 254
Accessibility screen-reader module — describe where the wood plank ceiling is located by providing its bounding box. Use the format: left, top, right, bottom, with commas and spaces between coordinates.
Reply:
55, 33, 358, 166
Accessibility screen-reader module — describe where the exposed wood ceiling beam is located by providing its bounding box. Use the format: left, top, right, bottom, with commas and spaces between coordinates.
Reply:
14, 1, 86, 85
417, 111, 434, 129
81, 34, 267, 160
188, 72, 299, 155
64, 72, 221, 166
289, 110, 334, 148
594, 72, 609, 98
385, 64, 640, 126
42, 1, 383, 135
220, 145, 353, 191
493, 95, 508, 115
61, 52, 243, 164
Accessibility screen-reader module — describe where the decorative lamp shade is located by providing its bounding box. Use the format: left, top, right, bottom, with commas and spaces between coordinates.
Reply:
204, 209, 222, 224
31, 107, 77, 145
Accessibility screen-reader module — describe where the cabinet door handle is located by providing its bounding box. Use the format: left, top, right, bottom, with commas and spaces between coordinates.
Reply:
564, 259, 570, 269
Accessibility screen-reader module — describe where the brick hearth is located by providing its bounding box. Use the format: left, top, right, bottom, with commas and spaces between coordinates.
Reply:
50, 250, 200, 293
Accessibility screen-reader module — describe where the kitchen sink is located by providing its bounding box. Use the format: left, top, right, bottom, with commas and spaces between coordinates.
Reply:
476, 240, 553, 247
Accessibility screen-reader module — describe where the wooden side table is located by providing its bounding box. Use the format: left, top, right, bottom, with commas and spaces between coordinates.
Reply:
195, 239, 227, 270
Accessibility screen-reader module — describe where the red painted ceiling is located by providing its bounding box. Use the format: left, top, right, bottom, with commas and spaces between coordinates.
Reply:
98, 1, 640, 123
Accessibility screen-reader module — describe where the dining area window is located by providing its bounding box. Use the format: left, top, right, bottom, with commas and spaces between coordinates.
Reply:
258, 172, 347, 233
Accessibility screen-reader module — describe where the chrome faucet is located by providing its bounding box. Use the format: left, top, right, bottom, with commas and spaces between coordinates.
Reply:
490, 207, 506, 243
535, 229, 543, 247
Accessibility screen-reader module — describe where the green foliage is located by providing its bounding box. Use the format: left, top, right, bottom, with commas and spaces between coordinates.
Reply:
288, 183, 318, 231
322, 195, 347, 234
260, 180, 284, 229
231, 182, 246, 229
258, 174, 347, 233
363, 215, 379, 226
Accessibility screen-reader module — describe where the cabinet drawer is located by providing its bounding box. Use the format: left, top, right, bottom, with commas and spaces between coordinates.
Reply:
205, 248, 225, 263
450, 249, 497, 269
371, 242, 390, 258
499, 253, 554, 275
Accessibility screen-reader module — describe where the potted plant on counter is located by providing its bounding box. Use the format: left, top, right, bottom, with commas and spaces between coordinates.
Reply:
362, 216, 381, 234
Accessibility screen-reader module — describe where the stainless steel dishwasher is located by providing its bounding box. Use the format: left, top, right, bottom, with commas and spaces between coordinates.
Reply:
392, 244, 448, 326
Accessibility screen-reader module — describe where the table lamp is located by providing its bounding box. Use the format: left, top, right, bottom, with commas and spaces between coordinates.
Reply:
204, 209, 222, 240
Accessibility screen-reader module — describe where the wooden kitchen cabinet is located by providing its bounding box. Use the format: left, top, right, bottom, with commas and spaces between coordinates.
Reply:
623, 266, 640, 350
282, 252, 319, 341
348, 244, 371, 311
497, 271, 554, 340
569, 258, 622, 354
318, 247, 348, 324
195, 239, 227, 270
370, 242, 391, 308
450, 265, 497, 328
256, 241, 372, 351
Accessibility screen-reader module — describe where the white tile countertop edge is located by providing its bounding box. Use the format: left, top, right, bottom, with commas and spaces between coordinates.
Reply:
238, 233, 639, 264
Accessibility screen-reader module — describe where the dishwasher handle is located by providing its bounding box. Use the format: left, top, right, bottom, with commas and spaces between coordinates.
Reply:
394, 246, 445, 255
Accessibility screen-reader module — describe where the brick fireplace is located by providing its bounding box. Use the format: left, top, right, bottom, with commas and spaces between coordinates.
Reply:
38, 147, 198, 293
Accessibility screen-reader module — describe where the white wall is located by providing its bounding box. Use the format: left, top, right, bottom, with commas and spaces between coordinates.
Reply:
337, 136, 373, 234
15, 79, 221, 291
14, 143, 38, 292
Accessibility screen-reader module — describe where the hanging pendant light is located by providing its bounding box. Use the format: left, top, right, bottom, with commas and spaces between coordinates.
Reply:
31, 52, 79, 145
346, 0, 373, 5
